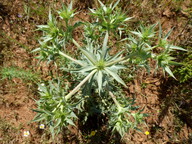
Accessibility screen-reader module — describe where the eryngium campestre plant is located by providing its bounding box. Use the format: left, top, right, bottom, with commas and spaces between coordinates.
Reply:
32, 0, 186, 140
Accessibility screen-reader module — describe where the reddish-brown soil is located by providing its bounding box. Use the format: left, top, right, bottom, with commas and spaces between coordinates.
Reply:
0, 0, 191, 144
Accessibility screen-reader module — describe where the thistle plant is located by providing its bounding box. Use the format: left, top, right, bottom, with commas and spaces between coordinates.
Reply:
32, 0, 186, 140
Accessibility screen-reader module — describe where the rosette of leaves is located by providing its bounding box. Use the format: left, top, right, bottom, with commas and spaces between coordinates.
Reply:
72, 32, 127, 95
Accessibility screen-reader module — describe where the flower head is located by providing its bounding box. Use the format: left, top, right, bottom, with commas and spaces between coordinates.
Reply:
39, 124, 45, 129
38, 83, 45, 91
23, 131, 30, 137
90, 130, 96, 136
18, 14, 22, 18
145, 131, 150, 135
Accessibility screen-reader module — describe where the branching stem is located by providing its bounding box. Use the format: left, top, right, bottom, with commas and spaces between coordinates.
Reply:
72, 38, 81, 49
59, 51, 84, 66
65, 69, 97, 100
109, 91, 121, 110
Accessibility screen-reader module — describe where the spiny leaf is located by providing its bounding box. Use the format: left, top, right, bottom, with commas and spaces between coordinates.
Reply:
164, 66, 176, 79
102, 31, 109, 59
169, 45, 187, 51
164, 28, 173, 40
80, 48, 97, 65
112, 0, 120, 10
104, 67, 127, 87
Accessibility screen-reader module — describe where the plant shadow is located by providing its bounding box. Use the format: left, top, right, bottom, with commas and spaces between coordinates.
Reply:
149, 77, 192, 139
79, 114, 122, 144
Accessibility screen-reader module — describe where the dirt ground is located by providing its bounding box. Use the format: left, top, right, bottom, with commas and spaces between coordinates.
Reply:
0, 0, 192, 144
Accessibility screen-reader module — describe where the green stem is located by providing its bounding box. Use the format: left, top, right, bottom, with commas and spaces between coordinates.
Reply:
65, 69, 97, 100
58, 51, 84, 66
109, 91, 121, 110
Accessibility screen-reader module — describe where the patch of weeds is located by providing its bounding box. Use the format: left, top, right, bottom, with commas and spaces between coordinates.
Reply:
0, 117, 19, 144
174, 49, 192, 83
0, 66, 39, 82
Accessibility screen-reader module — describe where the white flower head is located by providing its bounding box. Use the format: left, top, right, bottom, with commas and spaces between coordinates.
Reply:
39, 124, 45, 129
23, 131, 30, 137
38, 83, 45, 91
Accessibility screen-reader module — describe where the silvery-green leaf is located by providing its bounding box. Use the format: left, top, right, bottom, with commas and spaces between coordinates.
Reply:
110, 65, 126, 72
37, 25, 49, 29
164, 28, 173, 40
112, 0, 120, 10
158, 23, 162, 39
70, 112, 78, 119
80, 48, 97, 65
32, 114, 45, 122
31, 48, 41, 53
66, 119, 76, 127
89, 8, 96, 14
54, 118, 61, 128
104, 67, 127, 87
69, 0, 73, 10
78, 66, 96, 73
98, 0, 107, 11
97, 70, 103, 93
164, 66, 176, 79
48, 9, 53, 21
131, 31, 142, 37
102, 31, 109, 59
107, 50, 124, 62
169, 45, 187, 51
124, 17, 133, 22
